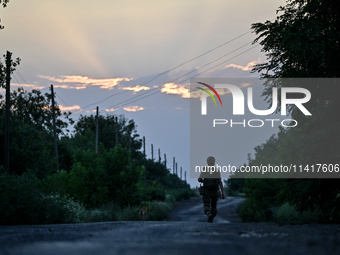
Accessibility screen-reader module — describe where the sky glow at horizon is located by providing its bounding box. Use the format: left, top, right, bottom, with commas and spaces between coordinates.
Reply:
0, 0, 287, 187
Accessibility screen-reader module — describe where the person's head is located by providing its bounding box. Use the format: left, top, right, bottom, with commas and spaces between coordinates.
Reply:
206, 156, 215, 166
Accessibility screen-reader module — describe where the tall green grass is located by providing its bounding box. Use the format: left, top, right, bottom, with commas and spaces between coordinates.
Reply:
237, 200, 321, 224
271, 202, 320, 224
0, 173, 193, 225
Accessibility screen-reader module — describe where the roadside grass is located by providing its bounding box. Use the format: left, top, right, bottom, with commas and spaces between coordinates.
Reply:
0, 172, 188, 224
237, 200, 320, 224
167, 188, 197, 201
271, 202, 320, 224
55, 195, 179, 223
87, 190, 195, 222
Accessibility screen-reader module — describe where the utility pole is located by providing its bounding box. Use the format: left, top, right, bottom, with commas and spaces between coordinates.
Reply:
164, 153, 167, 168
151, 144, 154, 161
4, 51, 11, 174
51, 84, 59, 171
176, 162, 178, 176
158, 148, 161, 164
115, 116, 119, 146
143, 136, 146, 159
185, 171, 186, 182
180, 167, 182, 180
173, 157, 175, 174
95, 106, 99, 153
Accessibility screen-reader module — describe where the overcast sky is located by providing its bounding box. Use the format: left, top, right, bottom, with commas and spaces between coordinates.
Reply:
0, 0, 286, 187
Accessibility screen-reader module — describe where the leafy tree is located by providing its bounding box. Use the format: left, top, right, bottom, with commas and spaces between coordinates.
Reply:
9, 88, 72, 134
252, 0, 340, 79
0, 0, 11, 30
44, 144, 145, 208
236, 0, 340, 222
74, 114, 142, 157
103, 144, 144, 206
0, 0, 10, 8
0, 88, 72, 176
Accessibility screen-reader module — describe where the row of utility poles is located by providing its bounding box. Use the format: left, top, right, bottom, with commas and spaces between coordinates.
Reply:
95, 108, 188, 181
4, 50, 186, 182
142, 136, 186, 182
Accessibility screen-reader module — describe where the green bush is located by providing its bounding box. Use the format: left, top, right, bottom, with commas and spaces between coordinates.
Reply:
147, 201, 172, 221
0, 172, 194, 224
86, 202, 141, 222
168, 188, 194, 201
87, 202, 119, 222
60, 195, 88, 223
164, 193, 176, 205
271, 202, 320, 224
0, 173, 86, 225
117, 206, 140, 221
237, 178, 283, 222
237, 200, 268, 222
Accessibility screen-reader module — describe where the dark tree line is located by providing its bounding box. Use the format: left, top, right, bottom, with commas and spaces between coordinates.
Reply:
0, 85, 191, 225
227, 0, 340, 222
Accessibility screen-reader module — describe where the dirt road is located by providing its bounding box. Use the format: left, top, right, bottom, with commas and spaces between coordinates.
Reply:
1, 197, 340, 255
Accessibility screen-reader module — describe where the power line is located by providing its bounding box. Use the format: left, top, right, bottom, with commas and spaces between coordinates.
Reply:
12, 73, 20, 86
81, 90, 129, 110
138, 30, 252, 86
164, 40, 254, 84
14, 70, 71, 109
15, 69, 30, 85
56, 93, 69, 106
106, 44, 259, 109
14, 69, 75, 110
80, 30, 253, 111
105, 43, 259, 111
104, 41, 253, 110
176, 44, 260, 83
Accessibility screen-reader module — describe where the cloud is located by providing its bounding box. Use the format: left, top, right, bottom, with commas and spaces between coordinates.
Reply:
59, 105, 81, 111
225, 59, 261, 71
38, 75, 132, 89
190, 88, 229, 98
53, 85, 87, 90
122, 85, 150, 93
162, 82, 251, 99
161, 83, 190, 98
105, 108, 115, 112
123, 106, 144, 112
191, 83, 252, 99
240, 83, 251, 88
11, 83, 45, 90
85, 110, 97, 113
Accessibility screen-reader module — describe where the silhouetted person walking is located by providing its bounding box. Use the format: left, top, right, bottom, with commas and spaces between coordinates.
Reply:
198, 156, 225, 222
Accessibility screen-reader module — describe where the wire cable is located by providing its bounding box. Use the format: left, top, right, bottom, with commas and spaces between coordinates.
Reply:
56, 93, 69, 106
105, 43, 258, 111
80, 30, 252, 110
138, 30, 252, 86
16, 69, 30, 85
12, 73, 21, 87
81, 90, 130, 110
